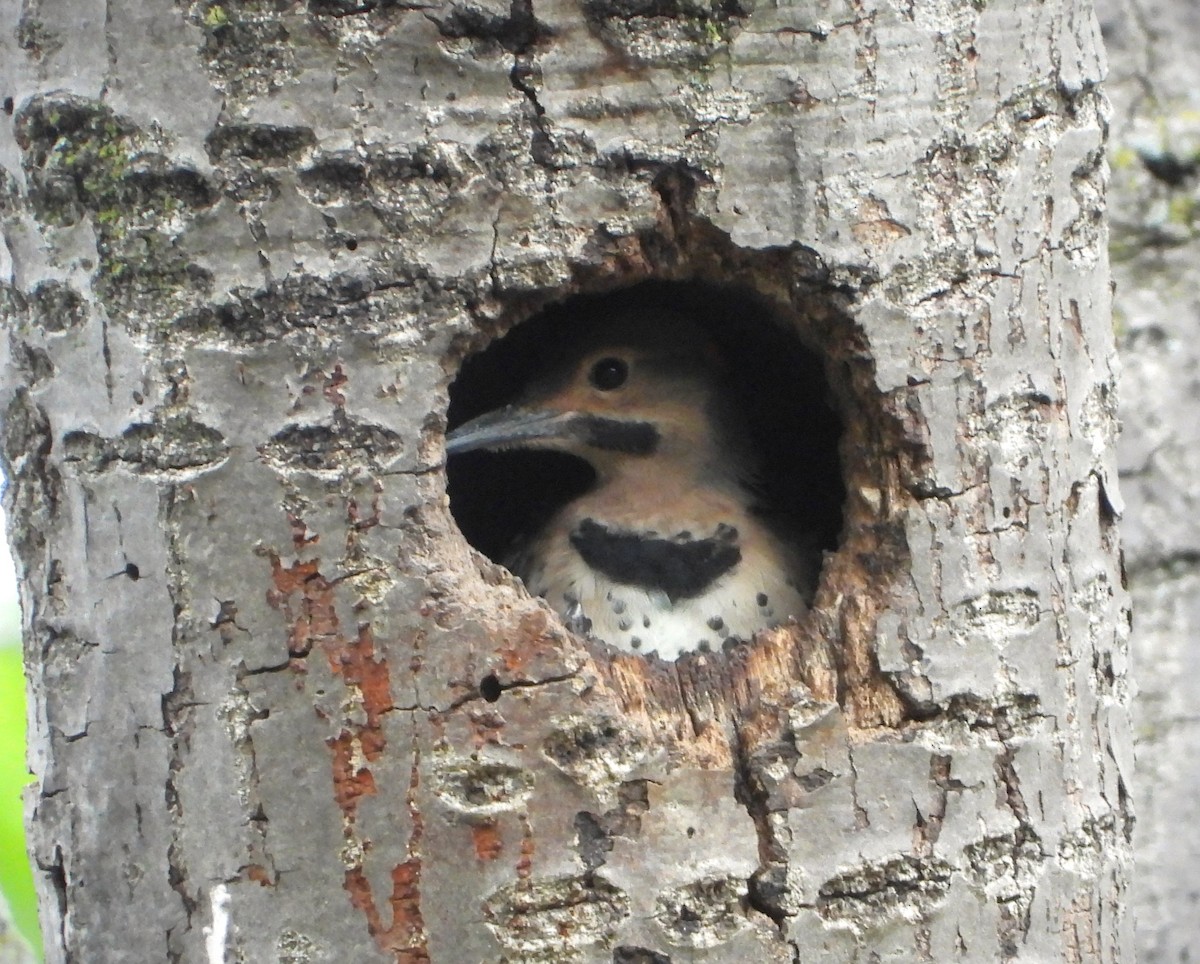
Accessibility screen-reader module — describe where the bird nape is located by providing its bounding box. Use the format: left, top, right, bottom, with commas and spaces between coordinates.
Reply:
445, 310, 815, 660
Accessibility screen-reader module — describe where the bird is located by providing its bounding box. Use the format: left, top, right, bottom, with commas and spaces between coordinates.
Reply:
444, 310, 814, 660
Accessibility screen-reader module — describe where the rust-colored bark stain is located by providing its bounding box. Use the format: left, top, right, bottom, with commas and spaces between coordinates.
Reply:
345, 859, 431, 962
320, 622, 396, 731
243, 864, 275, 887
471, 820, 504, 861
267, 555, 339, 658
269, 543, 429, 962
349, 754, 430, 959
497, 610, 560, 677
340, 741, 429, 958
327, 731, 379, 818
396, 752, 429, 958
387, 860, 428, 960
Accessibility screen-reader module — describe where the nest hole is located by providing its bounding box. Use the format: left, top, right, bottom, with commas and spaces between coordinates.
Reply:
446, 280, 845, 630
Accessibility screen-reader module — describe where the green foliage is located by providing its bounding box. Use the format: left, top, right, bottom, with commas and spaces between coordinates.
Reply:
0, 634, 39, 957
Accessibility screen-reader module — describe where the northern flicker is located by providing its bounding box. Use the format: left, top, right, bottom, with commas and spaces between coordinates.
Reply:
445, 312, 814, 660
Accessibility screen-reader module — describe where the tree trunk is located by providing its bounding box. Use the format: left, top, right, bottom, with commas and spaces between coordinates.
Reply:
0, 0, 1132, 961
1099, 0, 1200, 958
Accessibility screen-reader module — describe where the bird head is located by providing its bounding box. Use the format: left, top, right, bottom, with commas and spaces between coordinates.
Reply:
445, 315, 742, 482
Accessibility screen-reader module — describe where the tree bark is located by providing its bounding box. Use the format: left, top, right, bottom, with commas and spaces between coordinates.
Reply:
0, 0, 1132, 961
1098, 0, 1200, 958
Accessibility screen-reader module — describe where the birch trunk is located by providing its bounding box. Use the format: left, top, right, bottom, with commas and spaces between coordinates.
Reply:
0, 0, 1131, 961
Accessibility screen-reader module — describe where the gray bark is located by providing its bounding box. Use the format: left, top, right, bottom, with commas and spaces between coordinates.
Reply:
0, 0, 1131, 962
1097, 0, 1200, 959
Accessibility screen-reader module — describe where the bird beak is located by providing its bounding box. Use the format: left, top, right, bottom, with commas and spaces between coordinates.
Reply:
445, 405, 581, 456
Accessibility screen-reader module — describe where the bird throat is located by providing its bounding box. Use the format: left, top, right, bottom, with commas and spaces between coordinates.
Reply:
510, 465, 807, 659
568, 518, 742, 603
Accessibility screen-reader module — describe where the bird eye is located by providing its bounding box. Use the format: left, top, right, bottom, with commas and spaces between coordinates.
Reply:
588, 357, 629, 391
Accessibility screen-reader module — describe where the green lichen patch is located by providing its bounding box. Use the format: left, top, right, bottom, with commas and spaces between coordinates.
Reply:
14, 96, 216, 229
15, 97, 140, 227
13, 96, 218, 327
191, 2, 298, 100
14, 97, 215, 229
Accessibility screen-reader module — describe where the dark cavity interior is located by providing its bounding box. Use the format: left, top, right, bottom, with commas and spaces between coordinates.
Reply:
445, 281, 845, 594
